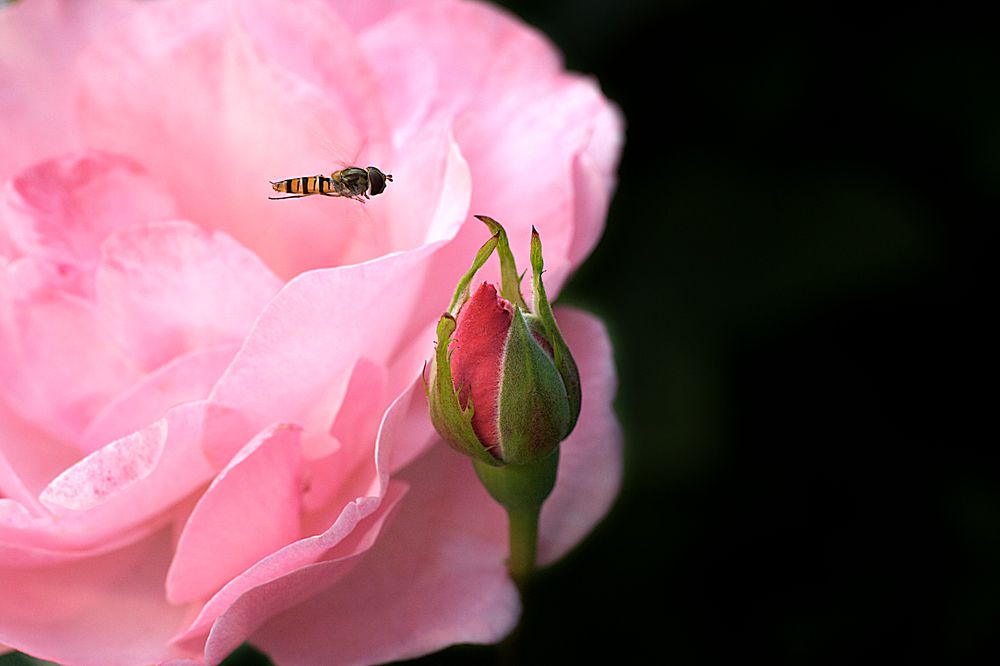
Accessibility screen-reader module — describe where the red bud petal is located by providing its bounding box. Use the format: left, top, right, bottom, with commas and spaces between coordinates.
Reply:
450, 282, 512, 451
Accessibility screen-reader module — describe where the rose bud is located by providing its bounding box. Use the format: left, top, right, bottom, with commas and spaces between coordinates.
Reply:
440, 280, 572, 466
428, 217, 579, 466
426, 216, 581, 584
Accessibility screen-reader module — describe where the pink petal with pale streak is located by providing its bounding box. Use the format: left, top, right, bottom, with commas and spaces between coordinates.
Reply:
537, 307, 623, 565
167, 424, 303, 604
95, 220, 281, 371
0, 527, 198, 666
75, 0, 393, 278
0, 402, 250, 562
81, 344, 239, 454
39, 417, 163, 512
0, 0, 134, 181
0, 262, 139, 441
0, 152, 177, 273
248, 306, 620, 664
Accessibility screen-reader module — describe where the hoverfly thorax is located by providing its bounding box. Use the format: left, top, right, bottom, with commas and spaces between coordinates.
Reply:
334, 167, 370, 197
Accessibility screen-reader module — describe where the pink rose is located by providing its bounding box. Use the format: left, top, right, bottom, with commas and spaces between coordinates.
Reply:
0, 1, 623, 665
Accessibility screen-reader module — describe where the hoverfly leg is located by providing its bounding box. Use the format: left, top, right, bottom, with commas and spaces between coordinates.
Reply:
269, 195, 307, 200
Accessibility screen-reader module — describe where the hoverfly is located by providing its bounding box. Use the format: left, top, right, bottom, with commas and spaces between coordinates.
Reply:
269, 166, 393, 202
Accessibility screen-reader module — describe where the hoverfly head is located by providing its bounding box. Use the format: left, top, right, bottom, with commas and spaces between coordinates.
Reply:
366, 166, 393, 196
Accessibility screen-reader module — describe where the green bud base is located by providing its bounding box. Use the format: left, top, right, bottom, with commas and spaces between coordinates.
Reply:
472, 448, 560, 588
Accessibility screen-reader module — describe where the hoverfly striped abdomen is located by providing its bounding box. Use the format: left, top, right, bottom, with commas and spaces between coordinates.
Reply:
271, 175, 327, 196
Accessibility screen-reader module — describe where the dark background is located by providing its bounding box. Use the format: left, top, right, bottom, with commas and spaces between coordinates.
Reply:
3, 1, 995, 665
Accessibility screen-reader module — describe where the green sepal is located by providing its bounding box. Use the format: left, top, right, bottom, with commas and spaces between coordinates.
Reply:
530, 226, 581, 432
475, 215, 528, 311
428, 313, 501, 466
448, 231, 499, 316
496, 305, 570, 465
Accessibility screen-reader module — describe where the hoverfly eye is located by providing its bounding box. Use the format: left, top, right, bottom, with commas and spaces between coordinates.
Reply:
367, 167, 387, 195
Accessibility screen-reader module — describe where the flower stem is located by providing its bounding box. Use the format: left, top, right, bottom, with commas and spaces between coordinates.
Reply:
472, 448, 559, 587
506, 504, 541, 588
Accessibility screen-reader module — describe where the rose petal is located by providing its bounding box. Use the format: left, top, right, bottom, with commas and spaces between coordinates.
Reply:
41, 417, 167, 512
362, 1, 612, 295
0, 398, 80, 512
173, 364, 429, 650
298, 358, 386, 518
175, 483, 408, 660
235, 0, 391, 155
0, 263, 139, 440
77, 0, 390, 277
457, 74, 612, 297
537, 307, 623, 564
167, 424, 303, 605
362, 2, 563, 120
327, 0, 434, 33
382, 374, 439, 476
375, 118, 473, 251
4, 402, 250, 557
566, 102, 626, 275
357, 22, 438, 145
250, 445, 518, 666
207, 240, 447, 460
0, 221, 10, 260
95, 220, 281, 371
0, 527, 197, 666
0, 151, 177, 272
201, 484, 408, 665
0, 0, 132, 180
81, 344, 239, 454
0, 449, 35, 514
328, 359, 386, 457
